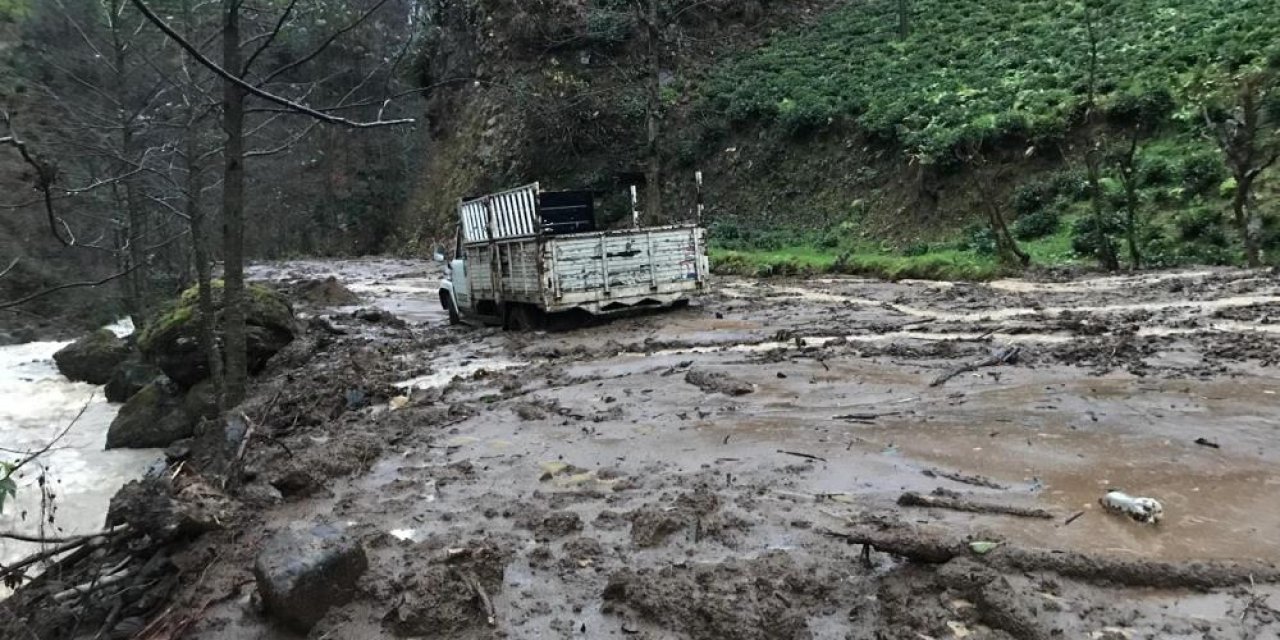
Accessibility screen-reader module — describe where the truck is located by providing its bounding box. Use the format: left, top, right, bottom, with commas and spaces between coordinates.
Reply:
438, 182, 709, 329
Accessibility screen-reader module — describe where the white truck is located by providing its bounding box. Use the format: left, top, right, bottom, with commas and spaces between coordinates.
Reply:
438, 183, 709, 329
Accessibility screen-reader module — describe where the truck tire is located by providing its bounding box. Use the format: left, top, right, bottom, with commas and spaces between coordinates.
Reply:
440, 291, 461, 325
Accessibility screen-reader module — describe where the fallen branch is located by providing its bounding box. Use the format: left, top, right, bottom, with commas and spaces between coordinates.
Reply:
52, 560, 135, 603
832, 411, 899, 422
0, 524, 129, 544
898, 491, 1054, 519
930, 346, 1021, 387
0, 524, 130, 583
777, 449, 827, 463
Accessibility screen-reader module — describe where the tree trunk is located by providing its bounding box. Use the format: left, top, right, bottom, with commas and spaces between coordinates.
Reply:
1086, 149, 1120, 271
1234, 175, 1261, 267
897, 0, 910, 40
643, 0, 662, 223
221, 0, 248, 405
109, 1, 151, 324
187, 124, 224, 410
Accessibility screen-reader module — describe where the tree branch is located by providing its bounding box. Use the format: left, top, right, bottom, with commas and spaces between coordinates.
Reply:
257, 0, 391, 86
1, 117, 73, 247
0, 257, 18, 280
126, 0, 414, 129
0, 266, 144, 311
242, 0, 299, 75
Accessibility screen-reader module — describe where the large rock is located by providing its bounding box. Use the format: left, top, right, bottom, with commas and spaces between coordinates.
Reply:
139, 281, 296, 388
104, 357, 164, 403
52, 329, 130, 385
293, 276, 360, 306
254, 523, 368, 633
106, 381, 196, 449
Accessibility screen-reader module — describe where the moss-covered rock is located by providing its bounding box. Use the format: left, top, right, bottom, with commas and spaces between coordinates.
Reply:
107, 381, 195, 449
52, 329, 131, 385
139, 281, 296, 388
104, 357, 165, 403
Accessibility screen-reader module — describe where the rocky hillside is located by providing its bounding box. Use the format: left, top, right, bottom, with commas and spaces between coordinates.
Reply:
404, 0, 1280, 272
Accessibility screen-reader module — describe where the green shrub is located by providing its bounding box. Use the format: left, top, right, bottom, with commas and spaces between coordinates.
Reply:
1175, 206, 1228, 245
963, 226, 998, 256
1180, 153, 1228, 197
1013, 207, 1061, 240
1137, 155, 1178, 186
1070, 214, 1123, 259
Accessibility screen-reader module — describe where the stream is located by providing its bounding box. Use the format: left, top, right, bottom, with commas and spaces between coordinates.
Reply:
0, 320, 160, 585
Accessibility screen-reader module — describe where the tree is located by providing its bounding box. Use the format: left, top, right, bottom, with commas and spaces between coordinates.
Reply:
1108, 89, 1174, 270
634, 0, 662, 224
963, 143, 1029, 269
128, 0, 414, 406
1080, 0, 1119, 271
1204, 70, 1279, 268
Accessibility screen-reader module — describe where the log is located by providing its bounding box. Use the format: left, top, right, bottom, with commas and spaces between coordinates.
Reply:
825, 525, 1280, 588
898, 491, 1054, 519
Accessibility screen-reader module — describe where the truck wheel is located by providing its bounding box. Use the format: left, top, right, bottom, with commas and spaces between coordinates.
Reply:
440, 291, 461, 325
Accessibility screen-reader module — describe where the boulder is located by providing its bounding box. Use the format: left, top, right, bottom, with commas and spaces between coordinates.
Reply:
52, 329, 130, 385
254, 523, 368, 633
106, 381, 196, 449
104, 357, 164, 403
139, 281, 296, 388
294, 276, 361, 306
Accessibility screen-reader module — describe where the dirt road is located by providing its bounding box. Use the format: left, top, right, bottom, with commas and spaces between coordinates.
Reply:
179, 261, 1280, 639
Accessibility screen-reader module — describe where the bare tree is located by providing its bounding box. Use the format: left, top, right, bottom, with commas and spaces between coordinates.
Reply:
128, 0, 414, 406
1205, 71, 1278, 268
962, 143, 1029, 268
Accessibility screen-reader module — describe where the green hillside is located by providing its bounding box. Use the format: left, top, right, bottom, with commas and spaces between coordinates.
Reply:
704, 0, 1276, 161
689, 0, 1280, 277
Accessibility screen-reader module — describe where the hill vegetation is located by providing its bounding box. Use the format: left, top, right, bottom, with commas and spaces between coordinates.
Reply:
692, 0, 1280, 277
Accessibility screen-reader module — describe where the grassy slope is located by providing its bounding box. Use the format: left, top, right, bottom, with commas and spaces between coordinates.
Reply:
696, 0, 1280, 279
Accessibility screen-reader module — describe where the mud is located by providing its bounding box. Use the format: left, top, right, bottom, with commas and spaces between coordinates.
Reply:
12, 261, 1280, 639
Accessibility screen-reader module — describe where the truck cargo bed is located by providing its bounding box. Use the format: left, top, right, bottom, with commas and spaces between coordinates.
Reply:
465, 224, 706, 315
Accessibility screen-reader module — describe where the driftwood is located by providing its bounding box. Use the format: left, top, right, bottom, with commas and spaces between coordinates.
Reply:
822, 525, 1280, 588
930, 346, 1021, 387
898, 491, 1053, 519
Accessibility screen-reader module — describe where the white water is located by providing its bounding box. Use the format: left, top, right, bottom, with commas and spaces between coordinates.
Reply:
0, 320, 161, 580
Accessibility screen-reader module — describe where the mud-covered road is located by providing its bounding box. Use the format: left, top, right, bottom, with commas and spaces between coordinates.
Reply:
177, 261, 1280, 639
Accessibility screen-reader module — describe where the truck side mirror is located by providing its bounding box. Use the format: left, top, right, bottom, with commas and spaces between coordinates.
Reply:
433, 247, 446, 262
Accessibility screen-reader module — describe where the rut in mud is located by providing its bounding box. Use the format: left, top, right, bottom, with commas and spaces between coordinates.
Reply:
7, 262, 1280, 640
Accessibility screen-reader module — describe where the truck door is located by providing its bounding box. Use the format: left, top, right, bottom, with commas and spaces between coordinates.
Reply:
450, 228, 472, 312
